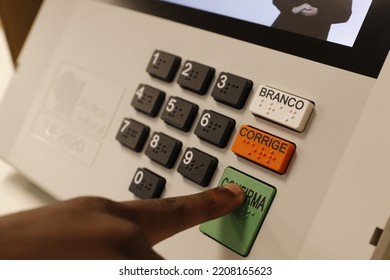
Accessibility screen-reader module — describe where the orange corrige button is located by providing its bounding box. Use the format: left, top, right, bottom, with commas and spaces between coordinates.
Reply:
231, 125, 296, 174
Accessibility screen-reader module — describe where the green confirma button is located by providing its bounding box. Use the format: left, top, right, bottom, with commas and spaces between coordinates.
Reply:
200, 166, 277, 257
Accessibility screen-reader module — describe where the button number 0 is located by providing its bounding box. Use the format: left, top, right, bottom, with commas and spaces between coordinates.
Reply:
134, 170, 144, 184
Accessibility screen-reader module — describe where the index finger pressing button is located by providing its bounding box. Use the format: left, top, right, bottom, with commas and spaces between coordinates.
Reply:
200, 167, 276, 257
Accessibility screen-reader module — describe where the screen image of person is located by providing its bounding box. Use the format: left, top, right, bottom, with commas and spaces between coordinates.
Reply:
272, 0, 353, 40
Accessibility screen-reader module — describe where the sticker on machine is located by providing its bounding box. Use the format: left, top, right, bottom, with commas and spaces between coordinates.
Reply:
32, 112, 101, 167
43, 63, 126, 138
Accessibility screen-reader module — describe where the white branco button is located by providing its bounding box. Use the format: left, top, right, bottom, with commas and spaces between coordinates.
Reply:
249, 85, 315, 132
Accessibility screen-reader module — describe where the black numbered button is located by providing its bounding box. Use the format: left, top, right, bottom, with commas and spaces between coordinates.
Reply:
146, 50, 181, 82
129, 168, 165, 199
145, 132, 182, 169
211, 72, 253, 109
177, 147, 218, 187
194, 110, 236, 148
160, 96, 198, 132
116, 118, 149, 152
131, 84, 165, 117
177, 61, 215, 95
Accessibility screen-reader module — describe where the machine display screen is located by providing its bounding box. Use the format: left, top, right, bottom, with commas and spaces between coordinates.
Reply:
111, 0, 389, 78
162, 0, 372, 48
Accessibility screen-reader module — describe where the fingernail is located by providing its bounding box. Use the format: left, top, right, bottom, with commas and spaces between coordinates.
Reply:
224, 184, 244, 196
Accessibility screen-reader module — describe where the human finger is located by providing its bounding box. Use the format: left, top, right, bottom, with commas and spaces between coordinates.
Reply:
120, 184, 245, 245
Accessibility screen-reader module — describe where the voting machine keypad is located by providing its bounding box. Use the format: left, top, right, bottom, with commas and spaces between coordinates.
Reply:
116, 49, 314, 256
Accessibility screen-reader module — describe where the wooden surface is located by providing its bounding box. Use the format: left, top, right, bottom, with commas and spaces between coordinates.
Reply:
0, 0, 43, 64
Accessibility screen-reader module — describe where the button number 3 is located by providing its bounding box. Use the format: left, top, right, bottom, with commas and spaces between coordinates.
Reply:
217, 74, 228, 89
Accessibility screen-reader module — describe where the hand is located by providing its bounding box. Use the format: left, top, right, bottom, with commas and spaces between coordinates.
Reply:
0, 184, 245, 259
292, 3, 318, 17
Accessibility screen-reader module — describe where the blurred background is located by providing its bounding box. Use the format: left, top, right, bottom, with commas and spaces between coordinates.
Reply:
0, 0, 43, 97
0, 0, 54, 216
0, 16, 13, 99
